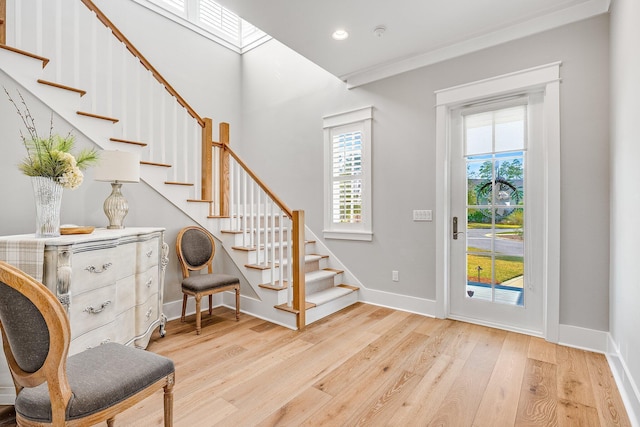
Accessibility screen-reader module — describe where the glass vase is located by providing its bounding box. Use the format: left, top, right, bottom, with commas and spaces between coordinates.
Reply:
31, 176, 63, 238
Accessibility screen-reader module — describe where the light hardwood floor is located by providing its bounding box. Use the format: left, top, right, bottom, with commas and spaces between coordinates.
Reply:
0, 302, 632, 426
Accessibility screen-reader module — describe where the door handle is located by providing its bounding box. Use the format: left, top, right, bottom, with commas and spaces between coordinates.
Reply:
453, 217, 464, 240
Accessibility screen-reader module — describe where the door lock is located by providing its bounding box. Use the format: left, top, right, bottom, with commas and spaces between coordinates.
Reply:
453, 216, 464, 240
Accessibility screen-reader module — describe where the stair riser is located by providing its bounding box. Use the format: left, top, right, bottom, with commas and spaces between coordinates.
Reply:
306, 276, 338, 295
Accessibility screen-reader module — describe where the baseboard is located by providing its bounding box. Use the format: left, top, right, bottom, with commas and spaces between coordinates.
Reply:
557, 323, 609, 353
357, 287, 437, 317
607, 334, 640, 426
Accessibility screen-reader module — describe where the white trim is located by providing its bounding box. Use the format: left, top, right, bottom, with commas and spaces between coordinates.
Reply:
357, 287, 438, 317
323, 107, 374, 241
323, 230, 373, 241
129, 0, 271, 54
558, 324, 608, 353
343, 0, 609, 88
323, 106, 373, 128
607, 334, 640, 426
435, 62, 561, 341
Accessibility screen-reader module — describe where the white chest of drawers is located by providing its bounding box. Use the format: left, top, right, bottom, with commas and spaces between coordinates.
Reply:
0, 227, 168, 404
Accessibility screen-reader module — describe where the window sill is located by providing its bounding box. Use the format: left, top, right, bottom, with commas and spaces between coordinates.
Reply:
323, 230, 373, 242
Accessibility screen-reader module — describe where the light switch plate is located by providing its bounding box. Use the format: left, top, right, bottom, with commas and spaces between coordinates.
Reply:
413, 210, 432, 221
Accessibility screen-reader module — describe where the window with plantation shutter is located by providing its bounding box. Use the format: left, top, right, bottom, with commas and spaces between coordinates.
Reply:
323, 107, 373, 241
198, 0, 241, 45
136, 0, 269, 51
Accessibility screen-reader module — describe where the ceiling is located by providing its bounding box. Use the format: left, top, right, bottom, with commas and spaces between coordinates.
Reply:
214, 0, 610, 87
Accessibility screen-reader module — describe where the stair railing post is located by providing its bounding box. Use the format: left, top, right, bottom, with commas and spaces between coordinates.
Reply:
219, 122, 230, 217
0, 0, 6, 45
201, 117, 213, 202
292, 210, 306, 330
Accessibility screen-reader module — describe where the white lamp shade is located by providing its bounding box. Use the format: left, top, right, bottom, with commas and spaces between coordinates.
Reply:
94, 150, 140, 183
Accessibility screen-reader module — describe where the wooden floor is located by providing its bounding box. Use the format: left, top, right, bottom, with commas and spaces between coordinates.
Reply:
0, 303, 631, 426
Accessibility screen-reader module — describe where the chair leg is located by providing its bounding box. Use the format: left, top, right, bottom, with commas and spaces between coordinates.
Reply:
209, 294, 213, 315
235, 285, 240, 321
195, 295, 202, 335
181, 294, 187, 322
164, 373, 175, 427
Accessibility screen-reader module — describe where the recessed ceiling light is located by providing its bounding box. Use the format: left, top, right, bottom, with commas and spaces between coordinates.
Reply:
332, 29, 349, 41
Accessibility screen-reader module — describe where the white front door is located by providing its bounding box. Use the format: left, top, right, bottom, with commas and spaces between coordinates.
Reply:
449, 96, 544, 335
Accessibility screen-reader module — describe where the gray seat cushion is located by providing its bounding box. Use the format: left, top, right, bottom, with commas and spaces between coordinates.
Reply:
15, 343, 174, 423
182, 273, 239, 293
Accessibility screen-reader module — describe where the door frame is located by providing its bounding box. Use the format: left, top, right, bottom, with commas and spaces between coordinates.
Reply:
434, 62, 561, 342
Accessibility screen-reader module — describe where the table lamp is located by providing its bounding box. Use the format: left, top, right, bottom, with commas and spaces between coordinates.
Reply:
94, 150, 140, 229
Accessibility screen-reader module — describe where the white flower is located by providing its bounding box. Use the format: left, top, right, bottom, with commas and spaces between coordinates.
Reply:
59, 166, 84, 189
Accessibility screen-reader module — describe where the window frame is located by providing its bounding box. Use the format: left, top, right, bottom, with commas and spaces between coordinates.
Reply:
323, 106, 373, 241
131, 0, 270, 53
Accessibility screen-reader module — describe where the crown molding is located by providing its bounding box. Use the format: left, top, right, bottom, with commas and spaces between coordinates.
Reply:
343, 0, 611, 88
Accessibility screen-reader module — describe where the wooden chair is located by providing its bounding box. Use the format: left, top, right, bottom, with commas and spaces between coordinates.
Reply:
176, 226, 240, 335
0, 261, 175, 426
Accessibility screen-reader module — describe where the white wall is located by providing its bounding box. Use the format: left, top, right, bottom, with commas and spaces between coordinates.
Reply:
610, 0, 640, 419
240, 15, 611, 331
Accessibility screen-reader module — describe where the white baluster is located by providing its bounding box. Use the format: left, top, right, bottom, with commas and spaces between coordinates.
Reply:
90, 16, 97, 112
242, 170, 247, 246
235, 161, 241, 231
249, 181, 255, 248
229, 161, 235, 230
265, 199, 271, 276
288, 216, 293, 306
182, 111, 189, 183
270, 200, 276, 286
256, 188, 262, 265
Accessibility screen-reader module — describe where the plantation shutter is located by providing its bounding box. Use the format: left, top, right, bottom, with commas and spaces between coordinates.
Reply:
158, 0, 185, 13
331, 127, 363, 224
198, 0, 241, 44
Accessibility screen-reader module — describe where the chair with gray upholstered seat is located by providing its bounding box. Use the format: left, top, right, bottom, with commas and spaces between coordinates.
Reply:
0, 261, 175, 427
176, 226, 240, 335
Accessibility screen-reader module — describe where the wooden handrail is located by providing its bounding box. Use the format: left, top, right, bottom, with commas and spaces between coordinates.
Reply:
79, 0, 204, 127
225, 145, 293, 219
0, 0, 6, 45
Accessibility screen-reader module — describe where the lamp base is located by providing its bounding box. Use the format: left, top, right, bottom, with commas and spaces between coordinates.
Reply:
103, 182, 129, 229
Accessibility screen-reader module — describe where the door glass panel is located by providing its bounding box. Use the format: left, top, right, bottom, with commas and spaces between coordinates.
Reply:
464, 106, 526, 307
466, 253, 492, 302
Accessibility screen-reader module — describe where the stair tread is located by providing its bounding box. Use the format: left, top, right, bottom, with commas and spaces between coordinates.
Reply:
110, 137, 148, 147
0, 44, 49, 67
306, 286, 356, 306
306, 268, 342, 282
37, 79, 86, 96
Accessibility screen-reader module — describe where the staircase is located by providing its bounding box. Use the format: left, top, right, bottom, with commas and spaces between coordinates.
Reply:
0, 0, 360, 330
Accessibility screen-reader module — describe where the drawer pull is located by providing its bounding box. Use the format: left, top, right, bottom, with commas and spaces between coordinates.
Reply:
146, 250, 154, 258
146, 307, 153, 320
85, 263, 112, 274
146, 278, 153, 288
84, 301, 112, 314
87, 338, 111, 350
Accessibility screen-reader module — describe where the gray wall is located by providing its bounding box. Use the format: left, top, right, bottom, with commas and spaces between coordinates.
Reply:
239, 15, 611, 331
610, 0, 640, 416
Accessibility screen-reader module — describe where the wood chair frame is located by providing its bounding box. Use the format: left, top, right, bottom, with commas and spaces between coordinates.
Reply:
0, 261, 174, 426
176, 226, 240, 335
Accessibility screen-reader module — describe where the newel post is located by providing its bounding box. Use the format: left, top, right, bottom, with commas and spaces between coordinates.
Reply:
201, 118, 213, 201
219, 123, 230, 217
292, 210, 306, 330
0, 0, 6, 45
